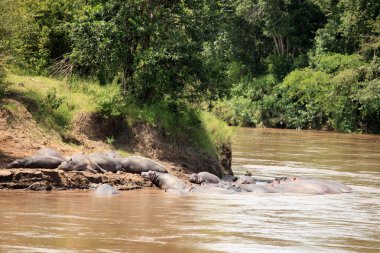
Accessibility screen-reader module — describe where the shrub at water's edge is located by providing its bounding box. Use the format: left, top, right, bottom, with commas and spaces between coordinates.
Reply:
210, 54, 380, 134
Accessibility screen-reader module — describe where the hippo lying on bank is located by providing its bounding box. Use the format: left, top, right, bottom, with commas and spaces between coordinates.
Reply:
88, 153, 123, 173
6, 147, 65, 169
189, 172, 220, 184
58, 154, 107, 173
141, 170, 186, 190
121, 156, 167, 174
35, 147, 65, 159
6, 156, 65, 169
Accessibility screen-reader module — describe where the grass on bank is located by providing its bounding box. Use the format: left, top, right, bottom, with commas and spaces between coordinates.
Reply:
3, 71, 232, 155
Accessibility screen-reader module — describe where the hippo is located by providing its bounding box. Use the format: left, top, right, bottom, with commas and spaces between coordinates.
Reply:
237, 184, 275, 193
267, 177, 352, 194
189, 183, 238, 194
120, 156, 167, 174
58, 154, 106, 173
235, 176, 255, 185
35, 147, 65, 159
6, 155, 65, 169
95, 184, 119, 196
141, 170, 186, 190
88, 153, 123, 173
6, 147, 65, 169
99, 150, 123, 160
189, 172, 220, 184
304, 178, 352, 193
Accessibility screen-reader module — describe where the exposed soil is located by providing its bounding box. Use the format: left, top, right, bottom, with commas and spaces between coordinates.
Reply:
0, 98, 232, 191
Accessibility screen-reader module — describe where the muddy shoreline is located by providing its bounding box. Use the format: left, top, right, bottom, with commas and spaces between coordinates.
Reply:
0, 99, 231, 191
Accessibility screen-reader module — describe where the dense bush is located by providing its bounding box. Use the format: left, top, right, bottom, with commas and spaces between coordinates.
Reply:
309, 53, 364, 74
276, 68, 330, 129
0, 65, 6, 99
276, 58, 380, 133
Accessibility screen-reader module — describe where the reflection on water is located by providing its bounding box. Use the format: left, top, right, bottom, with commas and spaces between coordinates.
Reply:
1, 128, 379, 252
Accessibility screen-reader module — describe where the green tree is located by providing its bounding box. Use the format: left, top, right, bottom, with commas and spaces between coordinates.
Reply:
235, 0, 325, 80
69, 0, 230, 102
313, 0, 380, 54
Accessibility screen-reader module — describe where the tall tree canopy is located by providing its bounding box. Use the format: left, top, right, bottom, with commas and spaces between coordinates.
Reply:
1, 0, 379, 132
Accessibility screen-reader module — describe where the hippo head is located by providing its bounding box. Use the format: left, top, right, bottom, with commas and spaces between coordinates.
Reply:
141, 170, 159, 183
57, 158, 77, 171
189, 173, 199, 184
6, 159, 24, 168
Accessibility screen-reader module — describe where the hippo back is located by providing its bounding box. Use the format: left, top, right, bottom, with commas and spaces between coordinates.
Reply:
7, 155, 64, 169
89, 153, 122, 172
235, 176, 255, 185
238, 184, 273, 193
121, 156, 167, 174
158, 173, 187, 190
268, 180, 332, 194
35, 147, 65, 159
142, 171, 186, 190
95, 184, 119, 196
190, 172, 220, 184
58, 154, 89, 171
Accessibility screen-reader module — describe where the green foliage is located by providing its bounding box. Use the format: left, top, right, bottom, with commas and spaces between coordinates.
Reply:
310, 53, 364, 74
106, 136, 115, 145
5, 0, 77, 74
68, 0, 229, 102
276, 58, 380, 132
266, 54, 293, 81
312, 0, 380, 55
235, 0, 325, 74
24, 88, 71, 134
134, 101, 230, 154
1, 0, 379, 136
0, 65, 8, 100
94, 85, 127, 117
326, 61, 380, 133
211, 74, 277, 127
277, 68, 330, 129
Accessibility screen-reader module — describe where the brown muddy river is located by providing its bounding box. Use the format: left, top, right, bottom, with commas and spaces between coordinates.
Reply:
1, 128, 380, 253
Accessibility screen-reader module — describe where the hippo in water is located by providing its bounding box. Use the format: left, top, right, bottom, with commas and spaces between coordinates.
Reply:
189, 180, 239, 194
237, 184, 276, 193
189, 172, 220, 184
58, 154, 106, 173
6, 147, 65, 169
141, 170, 186, 190
120, 156, 167, 174
267, 177, 352, 194
94, 184, 119, 196
234, 175, 255, 185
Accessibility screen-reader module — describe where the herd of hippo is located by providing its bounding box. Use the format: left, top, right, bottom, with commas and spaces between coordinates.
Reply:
141, 171, 352, 195
5, 147, 352, 195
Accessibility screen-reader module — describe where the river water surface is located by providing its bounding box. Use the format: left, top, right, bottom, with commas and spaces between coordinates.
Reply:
1, 128, 379, 253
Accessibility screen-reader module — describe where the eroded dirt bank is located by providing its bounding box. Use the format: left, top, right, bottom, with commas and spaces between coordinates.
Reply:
0, 99, 232, 191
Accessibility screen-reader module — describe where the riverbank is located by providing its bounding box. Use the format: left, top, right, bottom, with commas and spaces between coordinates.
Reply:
0, 73, 232, 191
